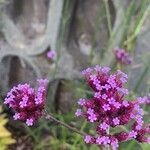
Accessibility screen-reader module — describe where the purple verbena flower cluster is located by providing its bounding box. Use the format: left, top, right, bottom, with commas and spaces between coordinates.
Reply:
115, 48, 133, 65
4, 79, 48, 126
76, 65, 150, 150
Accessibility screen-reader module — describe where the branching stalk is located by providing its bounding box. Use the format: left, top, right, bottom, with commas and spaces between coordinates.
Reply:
43, 111, 86, 136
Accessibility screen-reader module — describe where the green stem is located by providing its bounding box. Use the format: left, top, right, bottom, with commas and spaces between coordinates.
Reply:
106, 127, 110, 150
134, 64, 149, 93
44, 111, 86, 136
124, 2, 150, 46
103, 0, 112, 36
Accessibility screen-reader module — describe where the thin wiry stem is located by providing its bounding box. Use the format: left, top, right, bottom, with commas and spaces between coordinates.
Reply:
43, 111, 111, 150
43, 111, 86, 136
103, 0, 112, 36
106, 127, 111, 150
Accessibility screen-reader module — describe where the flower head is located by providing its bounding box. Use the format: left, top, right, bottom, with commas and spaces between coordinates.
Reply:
13, 113, 20, 120
84, 135, 92, 143
111, 139, 119, 150
4, 79, 48, 126
75, 109, 82, 117
76, 65, 150, 149
103, 104, 111, 111
129, 130, 137, 139
47, 50, 56, 59
113, 117, 120, 126
78, 98, 85, 106
26, 118, 34, 126
88, 113, 97, 122
115, 48, 133, 65
99, 122, 109, 131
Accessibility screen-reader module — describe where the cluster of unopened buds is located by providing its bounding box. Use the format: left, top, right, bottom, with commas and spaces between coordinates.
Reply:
76, 65, 150, 150
115, 48, 133, 65
4, 79, 48, 126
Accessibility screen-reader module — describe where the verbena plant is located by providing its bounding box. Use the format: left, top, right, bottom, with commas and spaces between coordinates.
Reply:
3, 65, 150, 150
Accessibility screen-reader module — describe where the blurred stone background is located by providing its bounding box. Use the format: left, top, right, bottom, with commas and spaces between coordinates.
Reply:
0, 0, 149, 108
